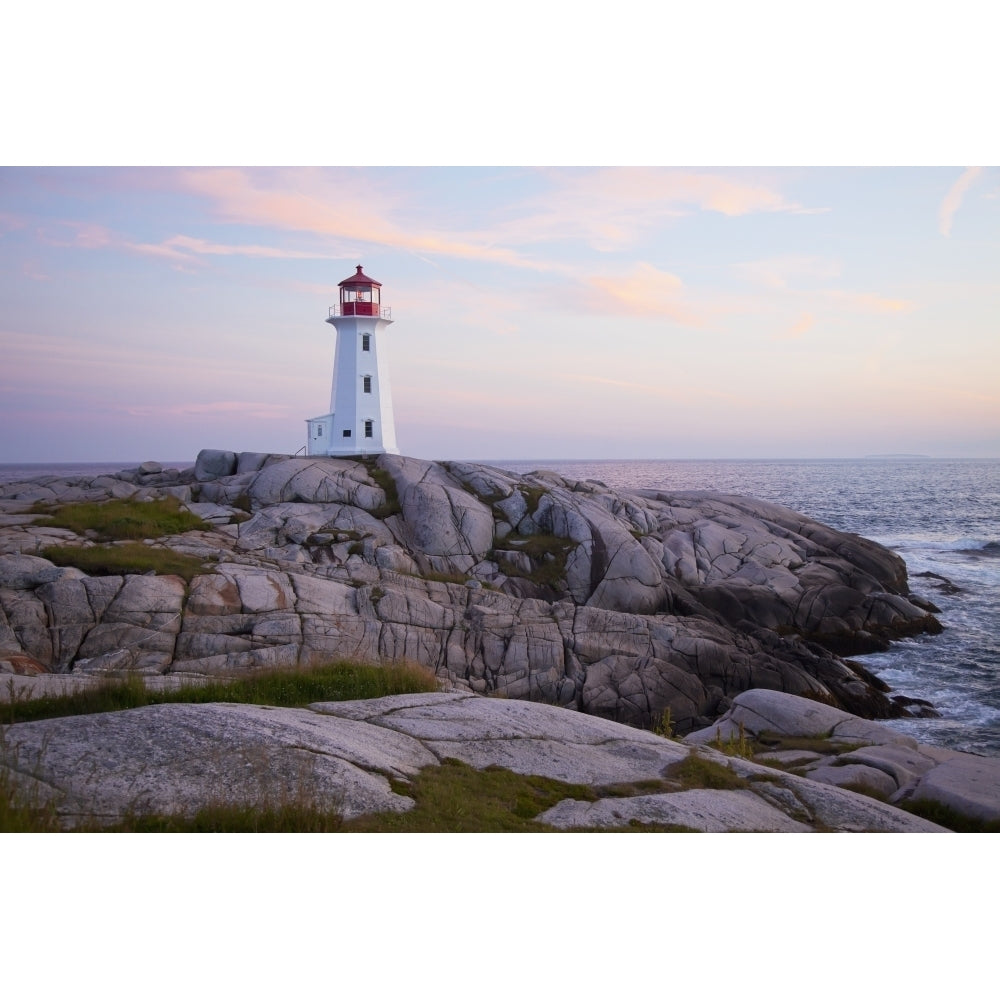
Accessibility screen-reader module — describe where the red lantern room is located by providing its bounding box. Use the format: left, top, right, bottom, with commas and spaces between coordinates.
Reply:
338, 264, 382, 317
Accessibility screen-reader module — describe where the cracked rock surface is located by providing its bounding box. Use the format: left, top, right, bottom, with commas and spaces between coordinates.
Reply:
1, 451, 944, 729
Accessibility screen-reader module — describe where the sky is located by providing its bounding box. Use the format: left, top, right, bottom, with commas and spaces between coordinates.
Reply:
2, 4, 997, 465
2, 165, 997, 463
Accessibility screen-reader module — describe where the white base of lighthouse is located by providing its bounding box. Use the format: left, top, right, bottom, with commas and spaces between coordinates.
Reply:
306, 313, 399, 457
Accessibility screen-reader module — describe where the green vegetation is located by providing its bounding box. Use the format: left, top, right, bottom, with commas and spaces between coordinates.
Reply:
493, 533, 575, 589
2, 660, 439, 726
114, 799, 346, 833
35, 496, 204, 541
2, 755, 695, 833
422, 570, 469, 586
42, 542, 209, 583
361, 460, 401, 519
665, 751, 750, 791
710, 722, 756, 759
753, 730, 863, 757
519, 485, 548, 517
0, 738, 63, 832
652, 706, 677, 740
343, 759, 597, 832
899, 797, 1000, 833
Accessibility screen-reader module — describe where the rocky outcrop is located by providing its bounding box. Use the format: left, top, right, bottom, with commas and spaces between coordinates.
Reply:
0, 452, 943, 730
687, 689, 1000, 825
0, 691, 951, 831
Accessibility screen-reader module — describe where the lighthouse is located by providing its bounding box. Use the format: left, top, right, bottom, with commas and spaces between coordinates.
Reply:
306, 265, 399, 456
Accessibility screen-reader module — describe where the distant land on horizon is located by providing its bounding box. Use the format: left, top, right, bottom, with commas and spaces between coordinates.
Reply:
4, 453, 1000, 476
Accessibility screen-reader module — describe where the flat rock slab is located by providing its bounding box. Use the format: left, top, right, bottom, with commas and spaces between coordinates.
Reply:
539, 790, 812, 832
2, 692, 948, 831
910, 754, 1000, 823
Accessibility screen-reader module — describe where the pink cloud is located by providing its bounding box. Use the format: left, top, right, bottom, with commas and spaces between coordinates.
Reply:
159, 235, 346, 260
174, 168, 550, 272
939, 166, 984, 236
579, 263, 706, 325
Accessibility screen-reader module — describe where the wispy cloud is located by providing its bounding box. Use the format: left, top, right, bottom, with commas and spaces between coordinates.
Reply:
175, 168, 552, 272
939, 166, 983, 236
489, 168, 815, 252
157, 235, 347, 260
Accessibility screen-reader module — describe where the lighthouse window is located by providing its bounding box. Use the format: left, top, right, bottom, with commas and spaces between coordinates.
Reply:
317, 426, 323, 437
362, 334, 370, 351
343, 429, 352, 438
364, 420, 374, 438
363, 375, 372, 393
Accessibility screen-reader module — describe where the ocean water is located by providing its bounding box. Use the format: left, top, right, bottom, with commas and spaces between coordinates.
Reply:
3, 457, 998, 756
496, 458, 1000, 757
0, 462, 194, 484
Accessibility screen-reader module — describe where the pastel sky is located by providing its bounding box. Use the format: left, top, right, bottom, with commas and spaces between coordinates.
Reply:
1, 166, 998, 463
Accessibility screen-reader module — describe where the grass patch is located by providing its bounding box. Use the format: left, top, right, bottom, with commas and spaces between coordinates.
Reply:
519, 485, 548, 517
2, 660, 439, 726
113, 799, 346, 833
493, 533, 575, 589
423, 570, 468, 586
652, 706, 677, 740
342, 758, 598, 832
899, 797, 1000, 833
35, 496, 204, 541
665, 751, 749, 791
752, 730, 863, 756
361, 460, 401, 519
0, 735, 63, 832
710, 722, 757, 760
42, 542, 209, 583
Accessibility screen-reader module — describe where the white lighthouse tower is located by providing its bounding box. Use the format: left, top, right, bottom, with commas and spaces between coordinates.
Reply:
306, 265, 399, 456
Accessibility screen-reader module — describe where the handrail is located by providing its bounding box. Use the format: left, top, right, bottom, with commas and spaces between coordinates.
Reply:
328, 304, 392, 319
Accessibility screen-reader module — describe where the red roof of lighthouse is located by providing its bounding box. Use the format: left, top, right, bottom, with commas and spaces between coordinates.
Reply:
338, 264, 381, 288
